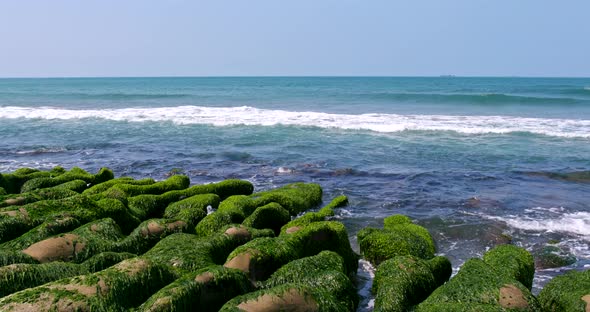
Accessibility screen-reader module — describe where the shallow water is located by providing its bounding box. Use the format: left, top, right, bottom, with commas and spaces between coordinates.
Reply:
1, 77, 589, 310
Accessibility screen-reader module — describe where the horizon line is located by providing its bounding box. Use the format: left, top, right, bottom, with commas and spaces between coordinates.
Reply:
1, 75, 590, 79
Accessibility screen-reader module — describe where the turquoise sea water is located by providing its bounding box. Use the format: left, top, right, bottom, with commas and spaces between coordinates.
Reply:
1, 77, 590, 309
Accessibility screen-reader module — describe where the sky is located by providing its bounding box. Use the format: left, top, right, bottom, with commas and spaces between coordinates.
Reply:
0, 1, 589, 78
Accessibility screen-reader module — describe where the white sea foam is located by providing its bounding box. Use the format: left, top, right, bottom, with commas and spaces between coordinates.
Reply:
478, 208, 590, 237
1, 105, 590, 138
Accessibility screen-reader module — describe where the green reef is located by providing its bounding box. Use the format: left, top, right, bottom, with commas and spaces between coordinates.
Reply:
0, 166, 587, 311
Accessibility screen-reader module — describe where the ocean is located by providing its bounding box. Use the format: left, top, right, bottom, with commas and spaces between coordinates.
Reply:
1, 77, 589, 310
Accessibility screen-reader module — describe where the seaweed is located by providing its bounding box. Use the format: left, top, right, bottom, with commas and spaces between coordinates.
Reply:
281, 195, 348, 234
138, 265, 254, 312
372, 256, 451, 312
538, 269, 590, 312
357, 214, 436, 265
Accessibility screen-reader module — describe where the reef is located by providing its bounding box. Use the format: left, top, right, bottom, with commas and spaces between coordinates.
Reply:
0, 165, 588, 311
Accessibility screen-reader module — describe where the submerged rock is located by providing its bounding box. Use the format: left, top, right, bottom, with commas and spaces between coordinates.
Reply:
533, 244, 577, 270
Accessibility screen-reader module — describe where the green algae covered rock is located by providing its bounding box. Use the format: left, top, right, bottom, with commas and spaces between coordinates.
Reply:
111, 174, 190, 197
0, 257, 177, 311
139, 265, 254, 312
373, 255, 452, 312
127, 179, 250, 220
0, 167, 66, 194
0, 261, 86, 298
82, 177, 156, 195
224, 221, 358, 282
483, 244, 535, 290
163, 193, 221, 228
358, 214, 436, 265
242, 202, 290, 235
143, 227, 272, 274
20, 167, 113, 193
257, 250, 358, 311
533, 244, 577, 270
280, 195, 348, 234
417, 259, 540, 311
0, 187, 79, 208
538, 269, 590, 312
195, 182, 322, 237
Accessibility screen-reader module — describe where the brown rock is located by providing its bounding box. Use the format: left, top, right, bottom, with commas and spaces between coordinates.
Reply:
237, 288, 319, 312
499, 284, 529, 309
22, 234, 85, 263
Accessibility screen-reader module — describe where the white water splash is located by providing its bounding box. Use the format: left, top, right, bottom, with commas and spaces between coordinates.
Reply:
1, 105, 590, 138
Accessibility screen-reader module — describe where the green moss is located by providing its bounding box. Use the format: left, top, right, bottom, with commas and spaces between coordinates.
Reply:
0, 187, 6, 195
372, 256, 451, 312
143, 233, 242, 274
251, 182, 323, 215
81, 251, 137, 273
0, 166, 66, 194
280, 195, 348, 233
416, 258, 540, 311
0, 215, 81, 250
358, 215, 436, 265
0, 187, 79, 208
538, 269, 590, 312
138, 265, 254, 312
483, 244, 535, 290
163, 194, 220, 228
226, 221, 358, 281
82, 177, 155, 195
242, 202, 290, 234
262, 250, 347, 289
220, 276, 357, 312
114, 219, 190, 255
0, 262, 87, 298
127, 179, 251, 220
0, 250, 37, 267
108, 175, 190, 197
196, 183, 322, 237
20, 167, 113, 193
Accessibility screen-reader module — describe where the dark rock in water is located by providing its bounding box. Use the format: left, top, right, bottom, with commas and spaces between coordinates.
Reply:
526, 170, 590, 183
357, 215, 436, 266
417, 245, 540, 311
538, 269, 590, 312
533, 244, 577, 270
372, 255, 452, 312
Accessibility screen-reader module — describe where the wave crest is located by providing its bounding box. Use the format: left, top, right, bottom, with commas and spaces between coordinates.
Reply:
1, 105, 589, 138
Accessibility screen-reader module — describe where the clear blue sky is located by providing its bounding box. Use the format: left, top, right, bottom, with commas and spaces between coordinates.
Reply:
1, 0, 589, 77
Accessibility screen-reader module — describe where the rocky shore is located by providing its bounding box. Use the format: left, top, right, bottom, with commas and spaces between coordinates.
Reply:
0, 166, 588, 311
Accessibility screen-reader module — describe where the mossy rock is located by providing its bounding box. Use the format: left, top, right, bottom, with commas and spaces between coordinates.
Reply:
196, 182, 322, 237
242, 202, 290, 235
0, 166, 66, 194
220, 273, 357, 312
138, 265, 254, 312
115, 218, 191, 255
82, 177, 155, 195
0, 257, 177, 311
416, 258, 540, 311
483, 244, 535, 290
81, 251, 137, 273
109, 174, 190, 197
163, 193, 220, 228
538, 269, 590, 312
143, 228, 271, 274
127, 179, 250, 221
280, 195, 348, 234
358, 214, 436, 265
372, 255, 452, 312
225, 221, 358, 282
0, 262, 87, 298
533, 245, 577, 270
20, 167, 113, 193
0, 187, 79, 208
